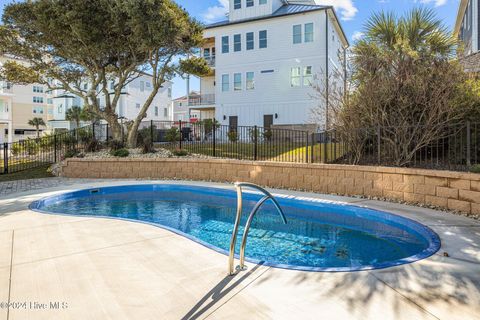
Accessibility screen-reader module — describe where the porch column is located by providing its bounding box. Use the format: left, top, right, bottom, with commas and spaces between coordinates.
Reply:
7, 120, 13, 144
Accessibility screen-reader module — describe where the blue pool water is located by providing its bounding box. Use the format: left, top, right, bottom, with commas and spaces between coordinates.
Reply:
30, 184, 440, 272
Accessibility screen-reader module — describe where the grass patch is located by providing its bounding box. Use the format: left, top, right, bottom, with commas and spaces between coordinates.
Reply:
0, 164, 53, 182
176, 142, 345, 162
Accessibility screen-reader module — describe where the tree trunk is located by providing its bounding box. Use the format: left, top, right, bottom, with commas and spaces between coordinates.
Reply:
105, 116, 123, 142
126, 118, 142, 148
36, 126, 40, 138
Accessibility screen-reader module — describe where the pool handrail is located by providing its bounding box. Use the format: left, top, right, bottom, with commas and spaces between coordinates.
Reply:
228, 182, 287, 275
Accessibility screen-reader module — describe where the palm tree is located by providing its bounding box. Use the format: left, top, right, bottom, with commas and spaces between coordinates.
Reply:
28, 117, 46, 138
65, 106, 83, 128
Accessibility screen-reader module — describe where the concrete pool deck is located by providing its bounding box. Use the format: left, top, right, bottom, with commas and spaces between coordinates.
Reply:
0, 178, 478, 320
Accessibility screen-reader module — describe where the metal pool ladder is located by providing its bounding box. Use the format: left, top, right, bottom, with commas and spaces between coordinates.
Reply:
228, 182, 287, 275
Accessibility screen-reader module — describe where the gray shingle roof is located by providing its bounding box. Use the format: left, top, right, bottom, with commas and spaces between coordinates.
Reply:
206, 4, 330, 29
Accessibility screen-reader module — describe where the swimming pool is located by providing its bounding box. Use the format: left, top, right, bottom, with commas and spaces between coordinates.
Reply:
30, 184, 441, 272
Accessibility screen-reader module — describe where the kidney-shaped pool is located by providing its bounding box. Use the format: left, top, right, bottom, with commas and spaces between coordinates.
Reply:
30, 184, 441, 272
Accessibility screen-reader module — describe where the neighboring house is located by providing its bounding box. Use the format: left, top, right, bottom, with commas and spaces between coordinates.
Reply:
172, 91, 205, 122
0, 56, 54, 143
48, 74, 173, 132
455, 0, 480, 73
194, 0, 349, 129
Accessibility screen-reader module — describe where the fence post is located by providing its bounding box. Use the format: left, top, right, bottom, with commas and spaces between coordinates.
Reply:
179, 120, 182, 150
323, 132, 328, 164
467, 121, 472, 167
106, 124, 109, 143
3, 143, 8, 174
150, 120, 154, 149
311, 133, 315, 164
212, 118, 216, 157
254, 125, 258, 161
377, 126, 381, 164
92, 122, 95, 142
54, 135, 57, 163
305, 132, 309, 163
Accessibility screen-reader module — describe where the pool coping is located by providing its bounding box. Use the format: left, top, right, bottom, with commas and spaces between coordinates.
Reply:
28, 182, 442, 273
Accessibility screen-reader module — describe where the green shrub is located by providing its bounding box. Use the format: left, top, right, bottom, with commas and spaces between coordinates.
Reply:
108, 140, 125, 151
173, 149, 188, 157
249, 127, 259, 143
470, 164, 480, 174
85, 139, 102, 152
25, 139, 39, 155
110, 148, 129, 157
64, 150, 78, 159
263, 129, 273, 141
227, 130, 238, 142
166, 127, 181, 143
11, 143, 23, 156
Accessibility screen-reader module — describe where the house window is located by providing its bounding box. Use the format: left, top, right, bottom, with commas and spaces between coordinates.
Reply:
291, 67, 301, 87
33, 96, 44, 104
33, 86, 44, 93
234, 34, 241, 52
246, 72, 255, 90
293, 25, 302, 44
47, 98, 53, 104
136, 103, 141, 109
234, 0, 241, 9
222, 36, 229, 53
204, 48, 210, 58
234, 73, 242, 91
110, 81, 115, 90
58, 104, 63, 113
259, 0, 267, 4
303, 66, 313, 86
164, 107, 168, 117
222, 74, 230, 92
305, 23, 314, 43
246, 32, 254, 50
155, 106, 159, 116
259, 30, 267, 49
247, 0, 254, 7
140, 81, 145, 92
168, 88, 172, 97
145, 82, 151, 90
32, 106, 44, 114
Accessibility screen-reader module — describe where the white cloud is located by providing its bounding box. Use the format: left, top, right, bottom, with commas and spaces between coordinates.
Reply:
417, 0, 448, 7
318, 0, 358, 20
202, 0, 229, 23
352, 31, 364, 41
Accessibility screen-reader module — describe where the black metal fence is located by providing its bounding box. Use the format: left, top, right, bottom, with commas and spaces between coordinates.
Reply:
0, 123, 109, 175
141, 120, 312, 162
1, 120, 479, 175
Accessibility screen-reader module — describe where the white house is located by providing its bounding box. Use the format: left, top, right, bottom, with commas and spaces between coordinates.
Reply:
0, 56, 55, 143
48, 74, 173, 131
172, 91, 204, 122
0, 81, 13, 144
191, 0, 349, 129
454, 0, 480, 72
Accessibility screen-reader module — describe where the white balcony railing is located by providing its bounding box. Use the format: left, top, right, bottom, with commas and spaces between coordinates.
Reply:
204, 56, 215, 67
187, 94, 215, 107
0, 81, 13, 95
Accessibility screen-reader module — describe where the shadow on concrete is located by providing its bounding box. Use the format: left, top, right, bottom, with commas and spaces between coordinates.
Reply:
182, 262, 265, 320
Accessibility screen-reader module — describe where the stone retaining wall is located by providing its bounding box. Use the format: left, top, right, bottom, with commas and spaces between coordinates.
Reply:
62, 158, 480, 215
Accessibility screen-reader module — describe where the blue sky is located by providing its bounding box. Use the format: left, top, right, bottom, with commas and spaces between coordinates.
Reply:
0, 0, 462, 98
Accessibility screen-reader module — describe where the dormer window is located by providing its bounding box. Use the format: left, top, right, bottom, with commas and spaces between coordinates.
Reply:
247, 0, 254, 7
259, 0, 267, 4
234, 0, 241, 10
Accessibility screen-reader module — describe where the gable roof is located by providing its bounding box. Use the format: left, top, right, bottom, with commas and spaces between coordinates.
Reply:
205, 4, 349, 47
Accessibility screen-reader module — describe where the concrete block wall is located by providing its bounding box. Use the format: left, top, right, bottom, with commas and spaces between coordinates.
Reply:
62, 158, 480, 215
